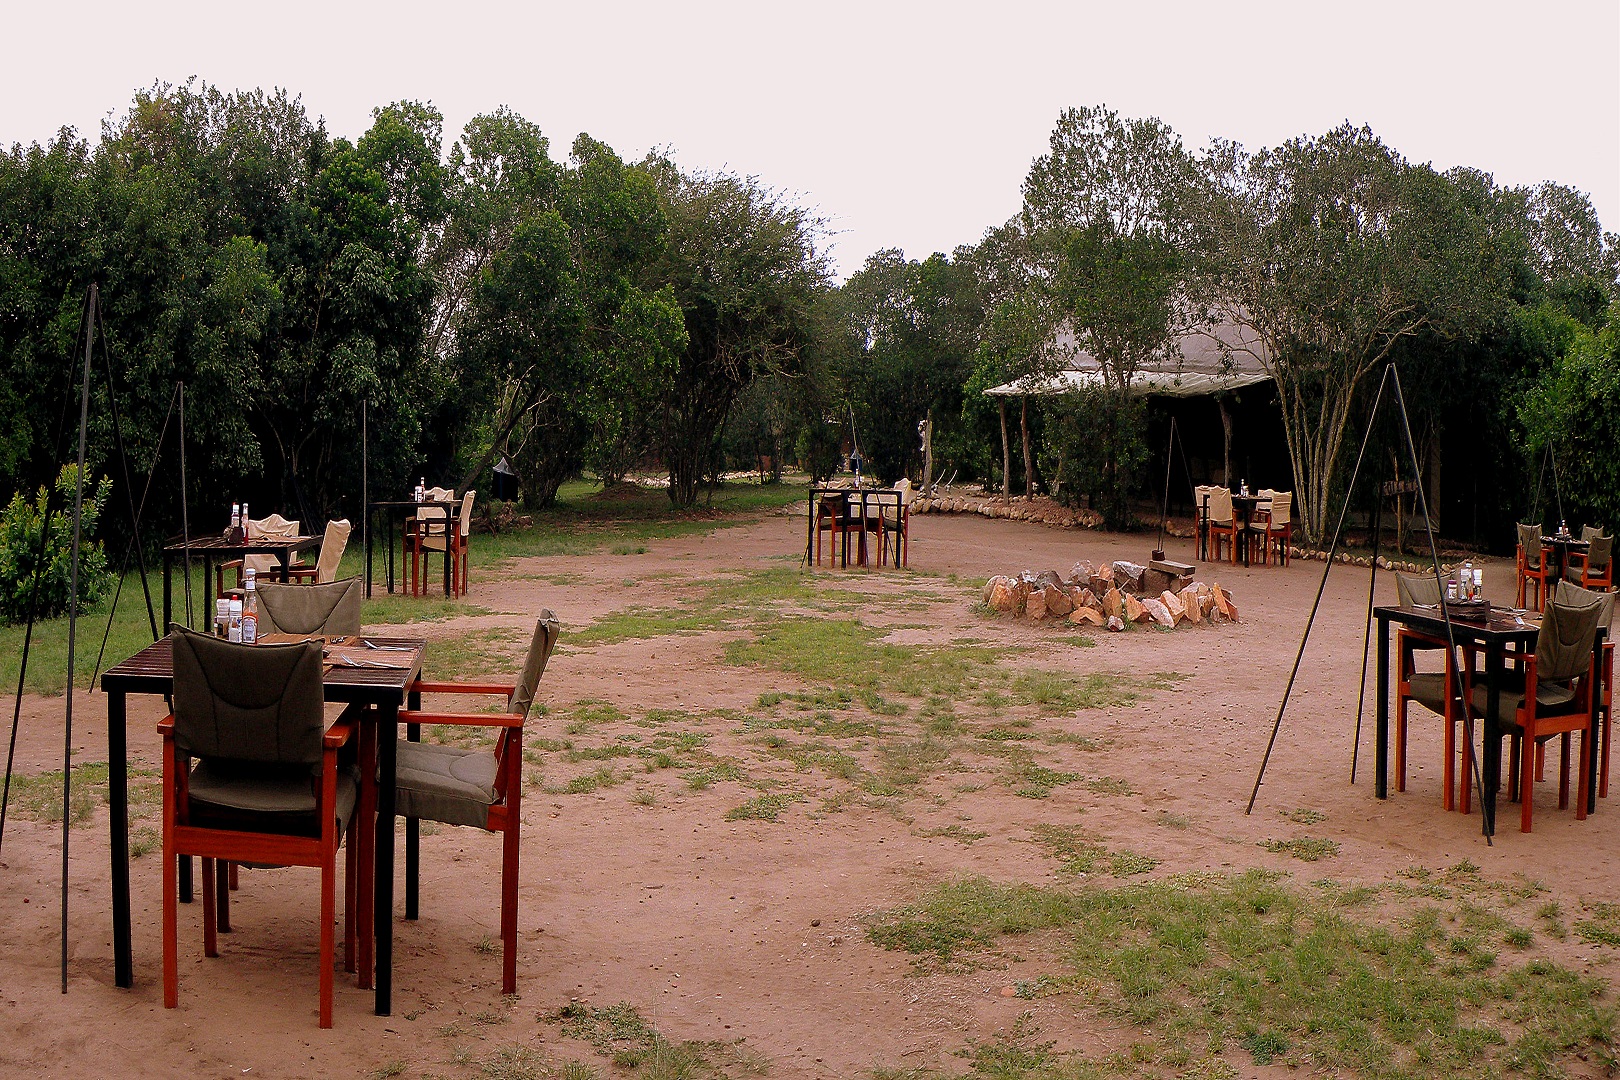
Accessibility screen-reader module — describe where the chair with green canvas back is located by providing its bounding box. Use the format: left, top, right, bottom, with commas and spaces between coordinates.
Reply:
393, 613, 560, 994
1465, 589, 1604, 832
1393, 571, 1473, 811
160, 629, 358, 1027
1517, 523, 1550, 611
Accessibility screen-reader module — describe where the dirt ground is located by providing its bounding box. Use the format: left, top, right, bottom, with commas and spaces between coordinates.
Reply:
1, 506, 1615, 1078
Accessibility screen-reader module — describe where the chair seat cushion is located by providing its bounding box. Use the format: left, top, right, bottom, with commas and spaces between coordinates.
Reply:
1469, 679, 1578, 723
395, 742, 498, 829
188, 760, 357, 837
1405, 672, 1458, 716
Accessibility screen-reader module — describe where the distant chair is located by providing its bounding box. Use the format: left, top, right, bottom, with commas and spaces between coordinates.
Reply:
1193, 485, 1214, 560
1248, 491, 1292, 567
257, 577, 364, 638
404, 505, 449, 596
1205, 488, 1239, 564
1569, 532, 1614, 591
217, 513, 301, 595
1393, 571, 1471, 811
449, 491, 476, 596
287, 519, 352, 585
1516, 523, 1551, 611
814, 492, 861, 566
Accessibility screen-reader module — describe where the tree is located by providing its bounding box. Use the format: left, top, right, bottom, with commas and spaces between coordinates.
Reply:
1020, 106, 1200, 527
1195, 123, 1508, 544
833, 248, 983, 484
648, 164, 829, 507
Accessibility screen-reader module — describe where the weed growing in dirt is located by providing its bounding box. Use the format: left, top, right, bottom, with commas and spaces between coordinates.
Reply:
551, 1000, 765, 1076
1574, 904, 1620, 947
3, 762, 159, 826
866, 868, 1618, 1078
916, 825, 988, 844
725, 792, 802, 821
1262, 837, 1341, 861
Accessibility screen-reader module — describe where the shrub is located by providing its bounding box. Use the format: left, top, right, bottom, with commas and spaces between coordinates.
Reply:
0, 465, 114, 624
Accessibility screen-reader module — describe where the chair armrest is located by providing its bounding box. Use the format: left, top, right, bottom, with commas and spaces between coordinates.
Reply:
158, 714, 175, 735
324, 717, 356, 748
286, 565, 318, 580
409, 680, 517, 697
397, 709, 525, 729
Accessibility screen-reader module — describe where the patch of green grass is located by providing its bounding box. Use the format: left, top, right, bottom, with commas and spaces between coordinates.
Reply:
551, 999, 763, 1076
563, 700, 628, 735
555, 767, 621, 794
3, 762, 160, 826
916, 825, 988, 845
478, 1044, 546, 1080
724, 792, 802, 822
1261, 837, 1341, 862
1574, 904, 1620, 947
571, 608, 729, 647
1009, 765, 1080, 799
1155, 811, 1191, 829
1085, 776, 1135, 797
1284, 807, 1328, 825
867, 869, 1618, 1078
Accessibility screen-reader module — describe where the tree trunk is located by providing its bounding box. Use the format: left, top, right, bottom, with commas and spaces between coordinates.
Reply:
999, 399, 1011, 502
1218, 396, 1233, 487
1020, 396, 1033, 500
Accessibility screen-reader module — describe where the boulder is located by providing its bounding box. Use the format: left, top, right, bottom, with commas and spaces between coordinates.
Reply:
1111, 561, 1147, 591
1101, 587, 1123, 619
1142, 597, 1175, 627
1034, 569, 1065, 591
987, 576, 1027, 614
1044, 586, 1075, 617
1025, 587, 1051, 620
1069, 606, 1105, 627
1124, 594, 1151, 623
1105, 615, 1125, 632
1159, 590, 1187, 624
1069, 560, 1097, 584
1179, 586, 1203, 625
1077, 588, 1103, 611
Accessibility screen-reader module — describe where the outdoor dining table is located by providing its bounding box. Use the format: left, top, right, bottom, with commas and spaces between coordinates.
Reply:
1541, 534, 1590, 590
1197, 491, 1270, 566
365, 499, 458, 598
161, 534, 321, 631
1373, 602, 1602, 836
99, 634, 425, 1015
806, 483, 904, 568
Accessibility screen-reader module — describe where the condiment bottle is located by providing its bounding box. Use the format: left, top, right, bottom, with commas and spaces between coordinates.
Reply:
1474, 568, 1484, 601
215, 598, 230, 638
241, 569, 258, 644
228, 599, 244, 642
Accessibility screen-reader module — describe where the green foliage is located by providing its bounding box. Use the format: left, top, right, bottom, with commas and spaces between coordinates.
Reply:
0, 465, 113, 624
1519, 304, 1620, 532
1042, 386, 1148, 527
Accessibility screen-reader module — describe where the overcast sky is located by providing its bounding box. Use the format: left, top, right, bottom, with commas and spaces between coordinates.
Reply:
6, 1, 1616, 279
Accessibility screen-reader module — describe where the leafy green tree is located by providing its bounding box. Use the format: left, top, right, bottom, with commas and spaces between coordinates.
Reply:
0, 465, 113, 623
648, 163, 829, 507
1019, 106, 1199, 526
1195, 124, 1511, 544
834, 249, 983, 485
1519, 304, 1620, 532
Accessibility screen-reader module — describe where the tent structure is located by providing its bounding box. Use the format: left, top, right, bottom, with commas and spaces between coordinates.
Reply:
983, 320, 1273, 400
982, 320, 1274, 501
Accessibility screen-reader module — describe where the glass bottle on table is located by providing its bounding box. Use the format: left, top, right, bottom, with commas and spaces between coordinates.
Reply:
241, 568, 258, 644
228, 599, 243, 642
1474, 568, 1484, 603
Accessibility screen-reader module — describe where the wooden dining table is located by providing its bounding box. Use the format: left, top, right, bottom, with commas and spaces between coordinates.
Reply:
365, 499, 459, 598
161, 534, 322, 630
100, 634, 424, 1015
1373, 603, 1602, 836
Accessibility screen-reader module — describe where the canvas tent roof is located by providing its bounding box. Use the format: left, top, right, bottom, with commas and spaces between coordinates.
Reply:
985, 320, 1271, 398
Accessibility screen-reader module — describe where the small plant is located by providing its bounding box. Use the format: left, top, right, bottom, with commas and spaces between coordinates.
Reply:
1261, 837, 1341, 862
0, 465, 113, 625
724, 792, 801, 821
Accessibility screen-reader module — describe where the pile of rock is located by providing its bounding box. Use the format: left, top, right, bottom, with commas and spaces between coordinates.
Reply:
912, 493, 1105, 530
982, 560, 1239, 632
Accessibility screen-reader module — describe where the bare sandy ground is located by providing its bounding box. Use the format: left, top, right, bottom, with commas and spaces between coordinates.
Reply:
1, 507, 1615, 1078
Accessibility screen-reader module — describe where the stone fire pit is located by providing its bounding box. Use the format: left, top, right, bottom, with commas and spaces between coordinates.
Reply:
983, 559, 1239, 632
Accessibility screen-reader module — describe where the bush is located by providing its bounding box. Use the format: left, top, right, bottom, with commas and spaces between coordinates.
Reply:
0, 465, 114, 624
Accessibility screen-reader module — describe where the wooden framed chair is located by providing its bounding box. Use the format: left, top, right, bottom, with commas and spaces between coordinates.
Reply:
1205, 487, 1240, 564
1568, 532, 1613, 591
448, 491, 476, 596
394, 612, 560, 994
1247, 490, 1292, 567
1516, 523, 1551, 611
1554, 580, 1614, 802
403, 506, 449, 596
256, 577, 364, 638
1464, 589, 1604, 832
160, 629, 358, 1028
1193, 485, 1214, 560
814, 493, 861, 566
1393, 571, 1472, 811
286, 519, 352, 585
875, 479, 912, 568
216, 514, 302, 596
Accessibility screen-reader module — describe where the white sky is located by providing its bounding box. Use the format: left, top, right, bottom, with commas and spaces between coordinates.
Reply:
5, 1, 1617, 279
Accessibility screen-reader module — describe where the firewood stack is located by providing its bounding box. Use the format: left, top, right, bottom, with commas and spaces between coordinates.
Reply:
981, 560, 1239, 632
